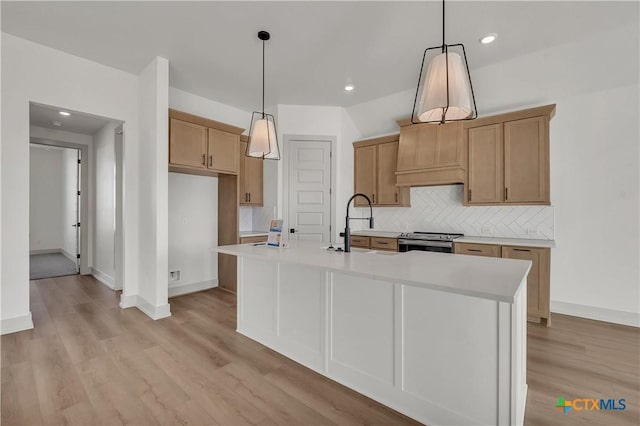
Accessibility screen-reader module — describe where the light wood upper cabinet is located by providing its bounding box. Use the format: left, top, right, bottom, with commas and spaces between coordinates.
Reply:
395, 120, 465, 187
239, 139, 264, 206
468, 124, 504, 203
168, 109, 244, 177
502, 245, 550, 324
354, 144, 377, 207
465, 104, 554, 206
504, 116, 549, 203
169, 119, 207, 168
377, 142, 402, 205
208, 128, 238, 174
353, 135, 410, 207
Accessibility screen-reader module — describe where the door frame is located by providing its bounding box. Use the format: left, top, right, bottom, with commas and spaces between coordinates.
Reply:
282, 134, 337, 243
29, 139, 90, 275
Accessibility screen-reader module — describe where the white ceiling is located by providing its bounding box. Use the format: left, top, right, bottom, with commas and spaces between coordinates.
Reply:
4, 1, 637, 111
30, 103, 113, 135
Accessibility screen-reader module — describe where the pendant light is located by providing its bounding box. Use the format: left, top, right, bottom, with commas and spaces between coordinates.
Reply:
247, 30, 280, 160
411, 0, 477, 124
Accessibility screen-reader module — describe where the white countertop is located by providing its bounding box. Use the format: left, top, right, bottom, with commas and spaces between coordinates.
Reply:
455, 236, 556, 248
351, 230, 402, 238
214, 240, 531, 303
239, 230, 269, 238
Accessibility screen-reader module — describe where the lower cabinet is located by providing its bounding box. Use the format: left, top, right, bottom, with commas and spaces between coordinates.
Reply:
240, 235, 268, 244
350, 236, 398, 252
455, 242, 551, 325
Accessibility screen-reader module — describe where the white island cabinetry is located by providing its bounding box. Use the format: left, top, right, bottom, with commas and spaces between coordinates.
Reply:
215, 241, 530, 426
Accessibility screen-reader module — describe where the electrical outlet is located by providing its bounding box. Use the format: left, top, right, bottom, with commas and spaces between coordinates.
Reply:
481, 225, 493, 234
527, 228, 540, 235
169, 270, 180, 282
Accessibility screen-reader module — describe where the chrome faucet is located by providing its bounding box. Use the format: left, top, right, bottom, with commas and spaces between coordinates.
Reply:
344, 193, 374, 252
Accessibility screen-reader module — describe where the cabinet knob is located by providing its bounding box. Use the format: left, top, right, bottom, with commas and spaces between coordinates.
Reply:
209, 155, 213, 167
201, 154, 206, 165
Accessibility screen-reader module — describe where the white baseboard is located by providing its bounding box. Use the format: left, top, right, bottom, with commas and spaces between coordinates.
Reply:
136, 297, 171, 320
119, 293, 137, 309
60, 248, 77, 263
551, 300, 640, 327
29, 248, 61, 255
91, 267, 116, 290
168, 279, 218, 298
1, 313, 34, 335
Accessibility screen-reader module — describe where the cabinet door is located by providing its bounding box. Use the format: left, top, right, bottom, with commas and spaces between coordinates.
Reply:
454, 242, 501, 257
208, 128, 238, 174
468, 124, 504, 203
435, 122, 463, 167
239, 140, 263, 205
397, 124, 438, 171
354, 145, 377, 206
502, 246, 550, 322
350, 236, 370, 249
370, 237, 398, 251
376, 142, 401, 205
504, 116, 549, 204
169, 119, 207, 168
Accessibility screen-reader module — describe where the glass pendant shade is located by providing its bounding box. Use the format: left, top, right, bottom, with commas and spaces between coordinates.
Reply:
416, 51, 473, 122
247, 113, 280, 160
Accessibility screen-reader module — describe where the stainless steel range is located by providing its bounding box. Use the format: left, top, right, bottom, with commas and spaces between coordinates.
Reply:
398, 232, 464, 253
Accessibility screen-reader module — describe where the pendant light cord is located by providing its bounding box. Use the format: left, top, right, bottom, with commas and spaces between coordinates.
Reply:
262, 39, 265, 118
441, 0, 445, 52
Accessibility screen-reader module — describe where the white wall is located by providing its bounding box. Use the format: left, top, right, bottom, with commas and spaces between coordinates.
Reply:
29, 146, 64, 251
167, 88, 255, 294
168, 173, 218, 293
61, 147, 77, 259
2, 33, 140, 333
345, 23, 640, 325
93, 122, 118, 281
136, 57, 169, 317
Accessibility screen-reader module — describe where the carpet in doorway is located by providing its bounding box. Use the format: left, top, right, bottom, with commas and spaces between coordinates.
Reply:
30, 253, 78, 280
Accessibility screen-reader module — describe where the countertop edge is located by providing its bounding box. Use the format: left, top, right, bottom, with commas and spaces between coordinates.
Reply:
455, 236, 556, 248
214, 246, 519, 304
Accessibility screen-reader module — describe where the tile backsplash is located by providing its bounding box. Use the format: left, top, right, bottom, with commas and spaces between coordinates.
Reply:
239, 205, 276, 232
358, 185, 554, 240
239, 206, 253, 231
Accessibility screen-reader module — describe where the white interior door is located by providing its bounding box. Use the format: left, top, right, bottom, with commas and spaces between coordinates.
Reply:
75, 149, 81, 273
287, 139, 332, 242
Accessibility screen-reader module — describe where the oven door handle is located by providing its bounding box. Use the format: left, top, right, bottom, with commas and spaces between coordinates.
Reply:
398, 239, 453, 248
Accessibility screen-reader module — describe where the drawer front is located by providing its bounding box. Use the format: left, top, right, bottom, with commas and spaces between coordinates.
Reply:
454, 242, 501, 257
350, 236, 370, 248
240, 235, 268, 244
370, 237, 399, 251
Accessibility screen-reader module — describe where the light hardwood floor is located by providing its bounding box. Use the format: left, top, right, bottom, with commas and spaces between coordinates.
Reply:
2, 275, 638, 425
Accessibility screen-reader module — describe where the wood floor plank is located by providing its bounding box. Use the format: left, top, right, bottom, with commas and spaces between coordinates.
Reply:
74, 355, 159, 425
145, 344, 267, 425
1, 362, 45, 425
212, 362, 337, 425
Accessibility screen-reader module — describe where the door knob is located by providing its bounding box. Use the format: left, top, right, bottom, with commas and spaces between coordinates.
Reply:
290, 228, 297, 234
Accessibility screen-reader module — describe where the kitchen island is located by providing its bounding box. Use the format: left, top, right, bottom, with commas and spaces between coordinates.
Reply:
214, 241, 530, 425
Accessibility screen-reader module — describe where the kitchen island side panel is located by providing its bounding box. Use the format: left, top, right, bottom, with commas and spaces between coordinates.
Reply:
236, 256, 526, 426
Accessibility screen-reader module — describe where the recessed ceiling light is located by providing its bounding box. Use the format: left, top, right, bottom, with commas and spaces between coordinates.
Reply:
52, 121, 62, 126
479, 33, 498, 44
59, 111, 71, 116
344, 84, 355, 92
